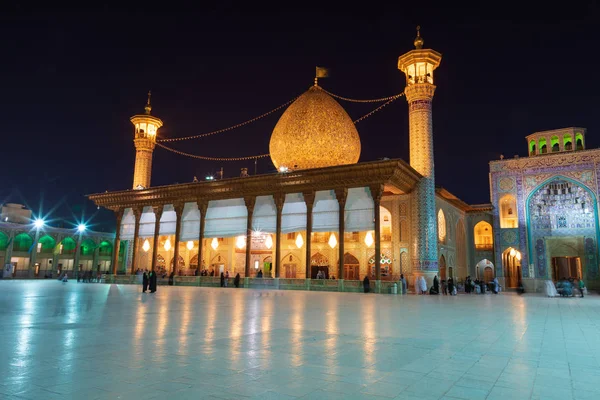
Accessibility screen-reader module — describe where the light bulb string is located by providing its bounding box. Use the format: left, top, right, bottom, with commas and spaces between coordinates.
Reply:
155, 92, 404, 161
157, 95, 300, 143
319, 87, 405, 103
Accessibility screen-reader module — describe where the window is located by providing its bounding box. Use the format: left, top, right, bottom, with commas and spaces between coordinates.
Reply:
551, 135, 559, 152
529, 140, 536, 156
437, 209, 446, 242
474, 221, 493, 250
539, 137, 547, 154
563, 133, 573, 150
499, 195, 518, 228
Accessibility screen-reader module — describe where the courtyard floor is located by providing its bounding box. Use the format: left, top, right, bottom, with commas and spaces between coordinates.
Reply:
0, 282, 599, 400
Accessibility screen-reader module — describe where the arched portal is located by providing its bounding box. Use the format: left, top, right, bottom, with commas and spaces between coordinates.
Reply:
80, 238, 96, 256
170, 255, 185, 271
502, 248, 521, 288
439, 254, 447, 280
310, 252, 329, 279
210, 254, 227, 276
13, 233, 33, 252
38, 235, 56, 254
282, 253, 300, 278
476, 259, 495, 282
343, 252, 359, 280
527, 177, 598, 280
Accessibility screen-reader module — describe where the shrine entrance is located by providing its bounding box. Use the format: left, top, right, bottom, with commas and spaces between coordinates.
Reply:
343, 253, 359, 280
552, 257, 582, 281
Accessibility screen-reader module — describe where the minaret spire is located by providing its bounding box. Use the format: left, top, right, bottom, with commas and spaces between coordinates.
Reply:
414, 25, 424, 49
145, 90, 152, 115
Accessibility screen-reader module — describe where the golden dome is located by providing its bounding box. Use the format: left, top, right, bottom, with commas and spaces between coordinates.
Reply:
269, 86, 361, 170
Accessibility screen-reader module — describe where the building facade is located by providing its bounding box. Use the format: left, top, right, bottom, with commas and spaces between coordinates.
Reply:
0, 203, 117, 279
490, 127, 599, 290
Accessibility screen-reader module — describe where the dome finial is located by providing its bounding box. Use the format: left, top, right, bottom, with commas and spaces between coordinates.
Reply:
145, 90, 152, 115
414, 25, 424, 49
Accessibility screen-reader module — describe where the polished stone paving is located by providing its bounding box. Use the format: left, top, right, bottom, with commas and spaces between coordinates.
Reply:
1, 282, 599, 400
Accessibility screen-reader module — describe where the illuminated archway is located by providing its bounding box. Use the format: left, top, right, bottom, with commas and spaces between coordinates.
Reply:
474, 221, 493, 250
13, 233, 33, 252
499, 194, 518, 228
437, 209, 446, 242
38, 235, 56, 254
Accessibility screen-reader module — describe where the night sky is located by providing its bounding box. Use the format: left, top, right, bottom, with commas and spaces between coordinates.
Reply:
1, 2, 599, 232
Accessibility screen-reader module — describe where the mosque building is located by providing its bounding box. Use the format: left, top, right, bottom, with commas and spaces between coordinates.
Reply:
0, 203, 116, 279
87, 29, 599, 292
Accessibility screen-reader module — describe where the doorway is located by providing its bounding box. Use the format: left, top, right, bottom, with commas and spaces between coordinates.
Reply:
343, 253, 359, 280
439, 255, 447, 281
552, 257, 582, 281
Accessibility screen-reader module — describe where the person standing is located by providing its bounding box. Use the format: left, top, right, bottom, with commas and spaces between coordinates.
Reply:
220, 272, 225, 287
400, 274, 407, 295
447, 277, 455, 296
224, 271, 229, 287
234, 273, 240, 288
142, 270, 149, 293
419, 276, 427, 295
441, 279, 447, 295
363, 275, 370, 293
149, 270, 157, 293
578, 278, 585, 298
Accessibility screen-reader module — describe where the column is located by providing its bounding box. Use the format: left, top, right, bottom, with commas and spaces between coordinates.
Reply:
74, 233, 83, 280
111, 209, 124, 275
172, 203, 184, 275
244, 196, 256, 277
28, 229, 41, 278
129, 208, 142, 274
274, 194, 285, 278
335, 188, 347, 280
371, 184, 383, 282
151, 205, 164, 272
196, 201, 207, 274
303, 191, 315, 279
4, 231, 14, 276
92, 244, 99, 275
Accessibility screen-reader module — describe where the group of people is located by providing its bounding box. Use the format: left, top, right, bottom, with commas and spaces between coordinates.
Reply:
141, 270, 158, 293
76, 270, 102, 283
220, 271, 241, 288
548, 277, 585, 297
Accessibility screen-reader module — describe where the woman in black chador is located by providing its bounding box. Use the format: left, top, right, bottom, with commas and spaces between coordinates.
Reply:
142, 270, 149, 293
429, 275, 440, 295
234, 273, 240, 288
220, 272, 225, 287
363, 275, 370, 293
149, 270, 157, 293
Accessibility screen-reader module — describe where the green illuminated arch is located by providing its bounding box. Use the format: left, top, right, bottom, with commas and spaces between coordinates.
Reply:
576, 132, 584, 150
564, 134, 573, 150
38, 235, 56, 253
13, 233, 33, 252
59, 237, 77, 254
0, 232, 8, 251
98, 240, 113, 256
551, 135, 559, 152
539, 137, 547, 154
80, 238, 96, 256
529, 140, 536, 155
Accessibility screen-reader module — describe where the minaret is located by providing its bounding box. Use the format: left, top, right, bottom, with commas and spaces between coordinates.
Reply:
398, 27, 442, 276
130, 92, 163, 190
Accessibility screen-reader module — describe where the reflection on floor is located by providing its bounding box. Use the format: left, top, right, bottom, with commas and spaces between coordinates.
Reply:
0, 281, 599, 399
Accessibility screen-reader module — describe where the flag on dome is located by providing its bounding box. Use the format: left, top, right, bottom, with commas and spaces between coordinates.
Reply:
316, 66, 329, 78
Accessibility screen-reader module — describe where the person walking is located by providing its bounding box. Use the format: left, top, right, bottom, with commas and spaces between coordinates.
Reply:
441, 279, 447, 295
578, 278, 585, 298
142, 270, 149, 293
220, 272, 225, 287
224, 271, 229, 287
234, 273, 240, 288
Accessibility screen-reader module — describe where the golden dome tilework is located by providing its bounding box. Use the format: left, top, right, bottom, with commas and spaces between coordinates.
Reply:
269, 86, 361, 170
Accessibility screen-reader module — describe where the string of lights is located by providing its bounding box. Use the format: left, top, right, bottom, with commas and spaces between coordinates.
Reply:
155, 91, 404, 161
157, 96, 299, 143
353, 93, 404, 123
156, 142, 269, 161
319, 87, 405, 103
